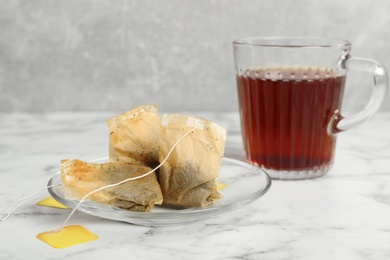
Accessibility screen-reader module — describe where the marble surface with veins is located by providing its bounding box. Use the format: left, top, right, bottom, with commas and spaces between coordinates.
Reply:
0, 112, 390, 260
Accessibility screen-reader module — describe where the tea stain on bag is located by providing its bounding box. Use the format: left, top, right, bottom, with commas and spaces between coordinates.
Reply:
107, 104, 161, 167
158, 114, 226, 207
36, 197, 68, 209
37, 225, 98, 249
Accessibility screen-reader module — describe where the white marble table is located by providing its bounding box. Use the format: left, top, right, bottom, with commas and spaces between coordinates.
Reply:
1, 112, 390, 260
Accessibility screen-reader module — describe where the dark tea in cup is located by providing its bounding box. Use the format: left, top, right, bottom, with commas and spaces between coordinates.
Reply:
237, 67, 345, 171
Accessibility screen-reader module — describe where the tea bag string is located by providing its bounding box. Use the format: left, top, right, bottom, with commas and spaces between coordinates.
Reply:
58, 127, 195, 229
0, 184, 61, 222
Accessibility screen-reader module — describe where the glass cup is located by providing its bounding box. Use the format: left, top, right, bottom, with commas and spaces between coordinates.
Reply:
233, 37, 388, 180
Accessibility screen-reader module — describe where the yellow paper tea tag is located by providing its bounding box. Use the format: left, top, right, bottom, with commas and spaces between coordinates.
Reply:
216, 182, 228, 191
37, 225, 99, 249
37, 197, 68, 209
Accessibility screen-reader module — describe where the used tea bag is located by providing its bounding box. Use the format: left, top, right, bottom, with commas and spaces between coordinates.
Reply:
107, 104, 161, 167
158, 114, 226, 207
61, 159, 163, 212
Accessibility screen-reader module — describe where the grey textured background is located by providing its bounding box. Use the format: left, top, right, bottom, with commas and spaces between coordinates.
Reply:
0, 0, 389, 113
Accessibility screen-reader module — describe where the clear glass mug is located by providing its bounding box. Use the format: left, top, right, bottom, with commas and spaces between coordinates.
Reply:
233, 37, 388, 180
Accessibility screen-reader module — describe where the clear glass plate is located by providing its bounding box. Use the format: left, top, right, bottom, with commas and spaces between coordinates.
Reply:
47, 157, 271, 226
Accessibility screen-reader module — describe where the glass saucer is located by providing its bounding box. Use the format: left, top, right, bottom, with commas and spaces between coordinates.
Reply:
48, 157, 271, 226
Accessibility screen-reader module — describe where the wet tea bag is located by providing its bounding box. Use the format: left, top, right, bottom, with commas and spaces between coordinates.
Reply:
61, 159, 163, 212
107, 104, 161, 167
158, 114, 226, 207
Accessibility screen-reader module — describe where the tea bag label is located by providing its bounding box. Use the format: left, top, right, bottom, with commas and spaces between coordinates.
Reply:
37, 225, 99, 248
36, 197, 68, 209
216, 182, 228, 191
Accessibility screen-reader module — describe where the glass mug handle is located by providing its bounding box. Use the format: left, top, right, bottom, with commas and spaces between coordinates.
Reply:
328, 56, 388, 134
